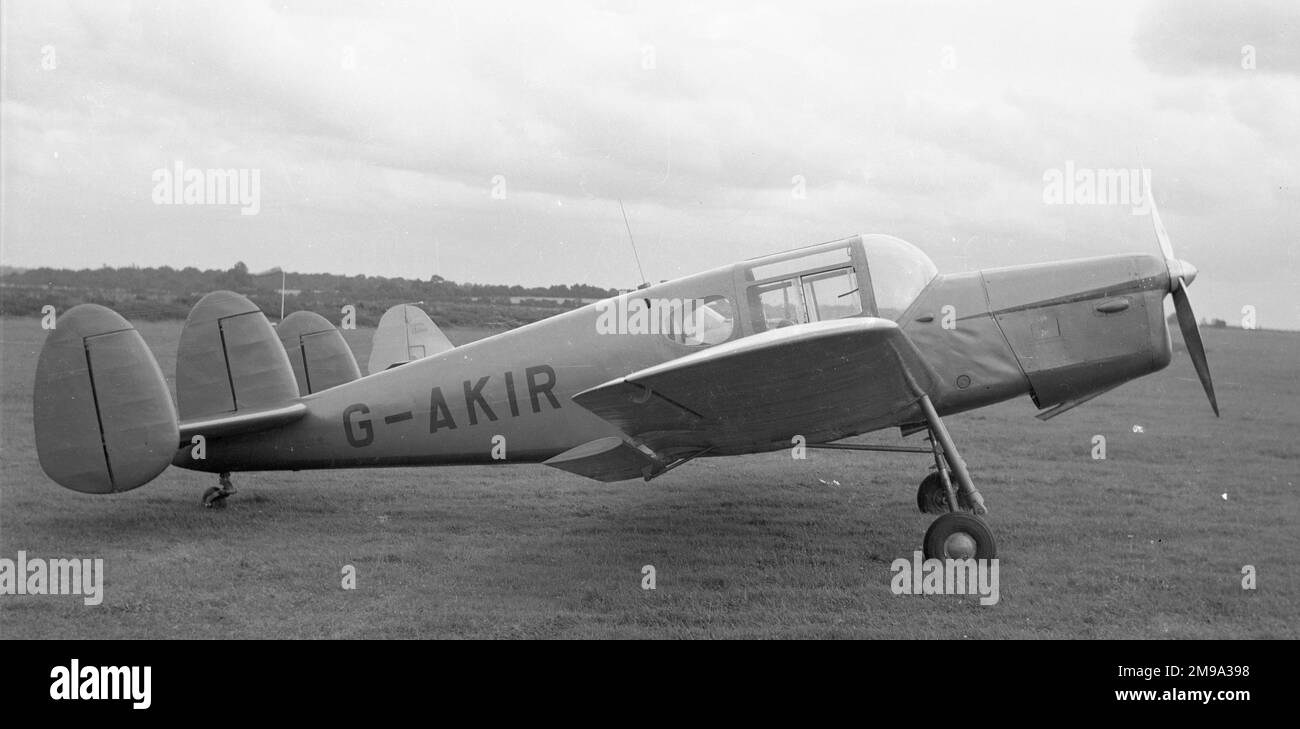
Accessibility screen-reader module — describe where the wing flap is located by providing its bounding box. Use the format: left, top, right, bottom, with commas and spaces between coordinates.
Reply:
542, 437, 664, 482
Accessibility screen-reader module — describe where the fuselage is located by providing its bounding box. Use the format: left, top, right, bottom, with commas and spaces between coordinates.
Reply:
178, 234, 1174, 474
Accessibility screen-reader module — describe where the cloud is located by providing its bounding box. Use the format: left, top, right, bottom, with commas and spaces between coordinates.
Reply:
2, 0, 1297, 329
1135, 0, 1300, 75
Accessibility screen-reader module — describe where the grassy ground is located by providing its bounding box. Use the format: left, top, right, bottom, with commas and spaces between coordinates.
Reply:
1, 316, 1296, 638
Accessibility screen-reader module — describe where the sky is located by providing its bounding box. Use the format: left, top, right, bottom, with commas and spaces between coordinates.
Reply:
2, 0, 1297, 328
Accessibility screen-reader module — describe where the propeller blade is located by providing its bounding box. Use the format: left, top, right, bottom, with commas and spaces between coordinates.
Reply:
1143, 170, 1218, 415
1171, 282, 1219, 417
1144, 171, 1177, 261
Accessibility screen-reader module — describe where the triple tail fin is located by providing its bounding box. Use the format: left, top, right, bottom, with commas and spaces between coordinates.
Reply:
276, 310, 361, 394
367, 303, 454, 375
34, 292, 313, 494
176, 291, 300, 419
33, 305, 178, 493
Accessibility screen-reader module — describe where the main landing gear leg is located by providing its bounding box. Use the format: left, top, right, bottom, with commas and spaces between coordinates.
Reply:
917, 435, 974, 514
202, 472, 237, 509
917, 395, 996, 560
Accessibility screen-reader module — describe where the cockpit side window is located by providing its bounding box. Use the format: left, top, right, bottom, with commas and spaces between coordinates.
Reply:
746, 266, 864, 332
801, 268, 862, 321
741, 242, 876, 333
751, 279, 807, 331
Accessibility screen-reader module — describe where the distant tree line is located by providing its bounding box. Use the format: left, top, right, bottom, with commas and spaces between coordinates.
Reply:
1165, 312, 1232, 330
0, 262, 619, 329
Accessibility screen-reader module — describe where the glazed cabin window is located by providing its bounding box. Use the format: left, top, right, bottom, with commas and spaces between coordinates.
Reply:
751, 279, 807, 330
748, 267, 862, 332
664, 296, 736, 346
801, 267, 862, 321
750, 247, 853, 282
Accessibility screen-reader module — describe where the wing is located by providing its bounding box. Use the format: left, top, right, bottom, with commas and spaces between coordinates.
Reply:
556, 318, 936, 480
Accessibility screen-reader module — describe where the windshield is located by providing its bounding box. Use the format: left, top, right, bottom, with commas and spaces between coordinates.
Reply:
862, 235, 937, 319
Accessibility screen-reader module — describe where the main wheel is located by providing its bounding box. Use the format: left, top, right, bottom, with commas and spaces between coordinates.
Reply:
916, 470, 973, 514
923, 512, 996, 560
917, 471, 948, 514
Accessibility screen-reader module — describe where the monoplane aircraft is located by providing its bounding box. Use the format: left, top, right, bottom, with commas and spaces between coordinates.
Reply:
33, 192, 1215, 559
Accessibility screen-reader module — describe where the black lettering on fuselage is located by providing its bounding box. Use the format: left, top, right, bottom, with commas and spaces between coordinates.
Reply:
463, 375, 497, 425
503, 371, 520, 417
525, 364, 561, 414
420, 366, 558, 435
343, 403, 373, 447
429, 386, 457, 432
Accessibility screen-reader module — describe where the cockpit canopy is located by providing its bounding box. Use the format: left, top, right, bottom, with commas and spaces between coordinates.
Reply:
859, 234, 939, 320
739, 234, 936, 332
657, 233, 939, 349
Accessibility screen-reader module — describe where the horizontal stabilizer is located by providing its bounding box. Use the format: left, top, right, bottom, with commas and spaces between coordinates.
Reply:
176, 291, 300, 420
277, 311, 361, 394
178, 402, 308, 442
33, 305, 178, 493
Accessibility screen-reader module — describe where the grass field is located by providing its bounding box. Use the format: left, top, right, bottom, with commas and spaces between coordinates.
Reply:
1, 315, 1297, 639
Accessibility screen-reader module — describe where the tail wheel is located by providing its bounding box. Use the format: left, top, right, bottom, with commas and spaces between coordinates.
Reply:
923, 512, 996, 560
202, 486, 227, 509
916, 470, 974, 514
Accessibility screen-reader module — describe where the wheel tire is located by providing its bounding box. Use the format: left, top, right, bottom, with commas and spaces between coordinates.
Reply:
916, 471, 950, 514
202, 486, 222, 508
923, 512, 997, 560
916, 471, 973, 514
